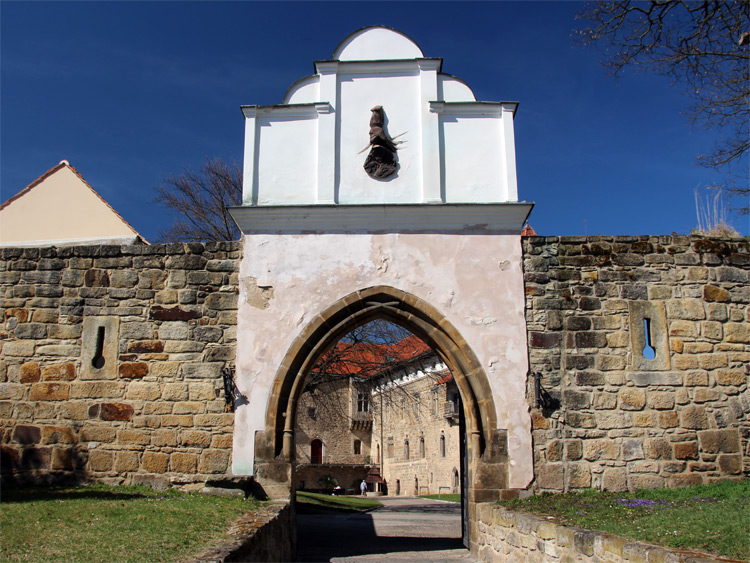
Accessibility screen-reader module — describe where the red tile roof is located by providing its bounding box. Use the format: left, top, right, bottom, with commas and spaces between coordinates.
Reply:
433, 371, 453, 385
315, 334, 432, 379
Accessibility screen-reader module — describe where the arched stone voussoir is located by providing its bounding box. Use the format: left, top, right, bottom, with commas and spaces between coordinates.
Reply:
259, 285, 502, 468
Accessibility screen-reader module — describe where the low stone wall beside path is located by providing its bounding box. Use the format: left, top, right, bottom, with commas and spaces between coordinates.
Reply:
473, 502, 745, 563
189, 502, 294, 563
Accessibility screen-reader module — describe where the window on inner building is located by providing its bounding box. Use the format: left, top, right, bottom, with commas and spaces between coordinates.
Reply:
404, 439, 410, 460
440, 434, 446, 458
354, 439, 361, 455
357, 392, 369, 413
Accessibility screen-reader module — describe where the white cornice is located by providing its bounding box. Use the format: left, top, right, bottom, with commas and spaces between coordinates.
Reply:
429, 101, 519, 117
241, 103, 332, 119
228, 203, 534, 234
315, 58, 442, 76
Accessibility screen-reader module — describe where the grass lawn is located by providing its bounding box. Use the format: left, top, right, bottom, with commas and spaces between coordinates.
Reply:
296, 491, 382, 512
420, 493, 461, 502
498, 479, 749, 560
0, 484, 261, 563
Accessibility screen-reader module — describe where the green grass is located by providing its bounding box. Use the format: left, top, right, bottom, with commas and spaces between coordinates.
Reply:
0, 484, 261, 563
498, 480, 750, 560
296, 491, 382, 512
420, 493, 461, 502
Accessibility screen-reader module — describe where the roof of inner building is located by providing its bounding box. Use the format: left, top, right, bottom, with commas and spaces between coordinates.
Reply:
314, 334, 435, 379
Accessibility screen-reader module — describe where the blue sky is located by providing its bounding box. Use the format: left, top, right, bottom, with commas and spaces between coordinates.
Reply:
2, 1, 747, 241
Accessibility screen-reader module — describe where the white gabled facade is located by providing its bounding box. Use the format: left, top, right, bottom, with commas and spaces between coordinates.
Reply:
229, 26, 534, 495
238, 26, 520, 209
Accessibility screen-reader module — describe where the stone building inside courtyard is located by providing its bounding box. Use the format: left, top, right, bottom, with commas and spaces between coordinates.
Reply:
294, 325, 462, 496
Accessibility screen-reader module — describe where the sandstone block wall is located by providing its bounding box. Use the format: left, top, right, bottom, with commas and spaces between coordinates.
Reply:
523, 235, 749, 492
2, 235, 748, 496
473, 502, 733, 562
375, 374, 461, 496
0, 242, 240, 487
295, 377, 373, 467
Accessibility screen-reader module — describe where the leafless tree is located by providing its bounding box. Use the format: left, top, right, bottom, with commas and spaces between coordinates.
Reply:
576, 1, 749, 212
301, 319, 443, 422
154, 158, 243, 241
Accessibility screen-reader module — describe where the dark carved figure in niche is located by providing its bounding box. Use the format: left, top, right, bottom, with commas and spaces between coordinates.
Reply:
363, 106, 401, 180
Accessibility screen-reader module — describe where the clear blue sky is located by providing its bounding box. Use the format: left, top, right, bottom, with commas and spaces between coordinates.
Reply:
2, 1, 747, 241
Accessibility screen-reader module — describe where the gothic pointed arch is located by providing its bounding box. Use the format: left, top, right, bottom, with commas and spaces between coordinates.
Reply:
255, 285, 510, 502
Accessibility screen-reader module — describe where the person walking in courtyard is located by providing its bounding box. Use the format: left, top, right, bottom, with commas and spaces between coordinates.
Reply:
360, 480, 367, 496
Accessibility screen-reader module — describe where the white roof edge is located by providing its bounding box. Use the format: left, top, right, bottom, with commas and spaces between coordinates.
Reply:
228, 203, 534, 234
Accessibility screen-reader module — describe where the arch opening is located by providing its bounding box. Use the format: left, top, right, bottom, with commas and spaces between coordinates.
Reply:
293, 316, 464, 499
255, 286, 511, 541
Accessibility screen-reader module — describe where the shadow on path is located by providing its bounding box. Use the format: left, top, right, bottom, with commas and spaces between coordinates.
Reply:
295, 496, 474, 562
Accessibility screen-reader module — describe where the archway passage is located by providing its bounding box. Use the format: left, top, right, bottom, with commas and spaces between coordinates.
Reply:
293, 318, 465, 500
255, 286, 512, 546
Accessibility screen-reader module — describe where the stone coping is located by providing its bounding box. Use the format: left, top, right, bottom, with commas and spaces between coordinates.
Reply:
474, 502, 745, 563
186, 502, 291, 563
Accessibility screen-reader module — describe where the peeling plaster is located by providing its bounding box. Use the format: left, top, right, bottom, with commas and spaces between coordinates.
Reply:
243, 277, 274, 310
233, 232, 533, 488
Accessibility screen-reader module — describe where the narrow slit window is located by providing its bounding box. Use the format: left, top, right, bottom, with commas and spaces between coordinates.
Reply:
92, 326, 106, 368
642, 318, 656, 360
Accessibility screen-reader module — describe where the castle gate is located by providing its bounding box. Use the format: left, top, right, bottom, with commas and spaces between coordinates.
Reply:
228, 26, 534, 547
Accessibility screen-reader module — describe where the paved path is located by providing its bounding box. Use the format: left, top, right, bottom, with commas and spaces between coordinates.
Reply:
296, 496, 475, 562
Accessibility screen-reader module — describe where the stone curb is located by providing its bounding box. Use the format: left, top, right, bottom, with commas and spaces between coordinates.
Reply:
474, 503, 746, 563
188, 502, 291, 563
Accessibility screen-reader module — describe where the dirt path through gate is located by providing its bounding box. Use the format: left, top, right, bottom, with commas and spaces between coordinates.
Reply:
295, 496, 475, 562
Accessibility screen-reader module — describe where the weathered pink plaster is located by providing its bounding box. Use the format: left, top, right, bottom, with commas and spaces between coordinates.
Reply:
233, 231, 533, 489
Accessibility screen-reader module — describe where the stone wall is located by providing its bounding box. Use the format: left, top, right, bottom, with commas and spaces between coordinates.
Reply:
523, 235, 749, 492
295, 377, 373, 467
374, 369, 461, 496
0, 242, 240, 487
2, 235, 748, 495
473, 502, 734, 562
190, 502, 293, 563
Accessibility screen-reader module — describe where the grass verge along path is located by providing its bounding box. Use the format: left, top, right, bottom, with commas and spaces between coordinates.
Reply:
498, 480, 749, 560
0, 484, 261, 563
296, 491, 382, 513
420, 493, 461, 502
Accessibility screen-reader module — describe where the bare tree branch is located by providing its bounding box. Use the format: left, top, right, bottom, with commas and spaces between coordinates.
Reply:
576, 1, 750, 213
302, 320, 444, 423
154, 158, 243, 241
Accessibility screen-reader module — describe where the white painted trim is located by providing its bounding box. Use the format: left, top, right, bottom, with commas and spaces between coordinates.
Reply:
241, 103, 332, 119
242, 111, 258, 205
228, 203, 533, 233
420, 63, 442, 203
316, 58, 442, 76
317, 71, 337, 204
430, 101, 519, 117
502, 105, 519, 202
